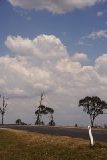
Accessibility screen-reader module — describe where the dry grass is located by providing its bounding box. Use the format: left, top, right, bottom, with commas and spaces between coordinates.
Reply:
0, 128, 107, 160
11, 128, 88, 145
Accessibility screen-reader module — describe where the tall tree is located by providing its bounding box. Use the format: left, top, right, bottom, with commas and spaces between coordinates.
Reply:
79, 96, 107, 127
0, 95, 8, 125
35, 92, 45, 125
35, 92, 55, 125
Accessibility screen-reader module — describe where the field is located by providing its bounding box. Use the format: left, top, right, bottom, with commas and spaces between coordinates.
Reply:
0, 128, 107, 160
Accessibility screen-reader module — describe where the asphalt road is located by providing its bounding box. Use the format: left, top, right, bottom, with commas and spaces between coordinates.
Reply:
1, 125, 107, 143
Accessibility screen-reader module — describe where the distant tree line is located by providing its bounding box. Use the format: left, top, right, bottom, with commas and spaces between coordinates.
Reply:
1, 93, 107, 128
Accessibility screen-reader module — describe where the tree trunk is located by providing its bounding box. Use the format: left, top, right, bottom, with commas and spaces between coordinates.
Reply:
35, 112, 40, 125
90, 118, 95, 128
2, 114, 3, 125
91, 120, 93, 127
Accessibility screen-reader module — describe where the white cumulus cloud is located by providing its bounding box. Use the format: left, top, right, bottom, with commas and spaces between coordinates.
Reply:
95, 54, 107, 76
8, 0, 106, 14
5, 35, 67, 60
1, 34, 107, 125
71, 52, 88, 62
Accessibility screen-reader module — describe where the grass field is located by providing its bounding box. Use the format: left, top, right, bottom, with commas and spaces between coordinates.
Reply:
0, 128, 107, 160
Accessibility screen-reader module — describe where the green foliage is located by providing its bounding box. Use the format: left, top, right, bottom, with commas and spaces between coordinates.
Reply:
79, 96, 107, 127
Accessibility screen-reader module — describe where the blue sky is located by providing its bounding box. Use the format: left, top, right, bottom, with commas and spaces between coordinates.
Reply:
1, 0, 107, 59
0, 0, 107, 125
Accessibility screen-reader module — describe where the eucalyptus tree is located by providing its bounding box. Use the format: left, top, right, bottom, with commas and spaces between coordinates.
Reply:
79, 96, 107, 127
35, 92, 55, 125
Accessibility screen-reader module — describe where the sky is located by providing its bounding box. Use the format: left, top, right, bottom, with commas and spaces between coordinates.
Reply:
0, 0, 107, 125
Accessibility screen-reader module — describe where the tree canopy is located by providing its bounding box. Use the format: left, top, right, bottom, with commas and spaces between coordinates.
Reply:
79, 96, 107, 127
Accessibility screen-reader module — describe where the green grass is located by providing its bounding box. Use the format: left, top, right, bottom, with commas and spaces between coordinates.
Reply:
0, 128, 107, 160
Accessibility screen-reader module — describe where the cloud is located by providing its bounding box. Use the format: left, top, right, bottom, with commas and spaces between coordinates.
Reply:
8, 0, 106, 14
56, 58, 82, 73
5, 35, 67, 60
85, 30, 107, 40
13, 8, 32, 20
95, 54, 107, 76
71, 52, 88, 62
97, 11, 103, 16
1, 34, 107, 125
78, 40, 85, 46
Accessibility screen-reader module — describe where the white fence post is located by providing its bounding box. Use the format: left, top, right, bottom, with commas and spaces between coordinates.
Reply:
88, 126, 94, 146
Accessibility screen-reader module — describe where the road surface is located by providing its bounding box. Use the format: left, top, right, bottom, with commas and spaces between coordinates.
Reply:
0, 125, 107, 143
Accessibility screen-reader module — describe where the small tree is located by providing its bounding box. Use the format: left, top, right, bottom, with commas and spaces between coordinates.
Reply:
16, 119, 26, 125
16, 119, 22, 125
0, 95, 8, 125
79, 96, 107, 127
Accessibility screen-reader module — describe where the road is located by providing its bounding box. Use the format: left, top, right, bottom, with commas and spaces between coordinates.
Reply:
0, 125, 107, 143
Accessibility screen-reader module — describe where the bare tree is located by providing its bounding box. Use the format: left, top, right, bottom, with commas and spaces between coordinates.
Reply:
0, 95, 8, 125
